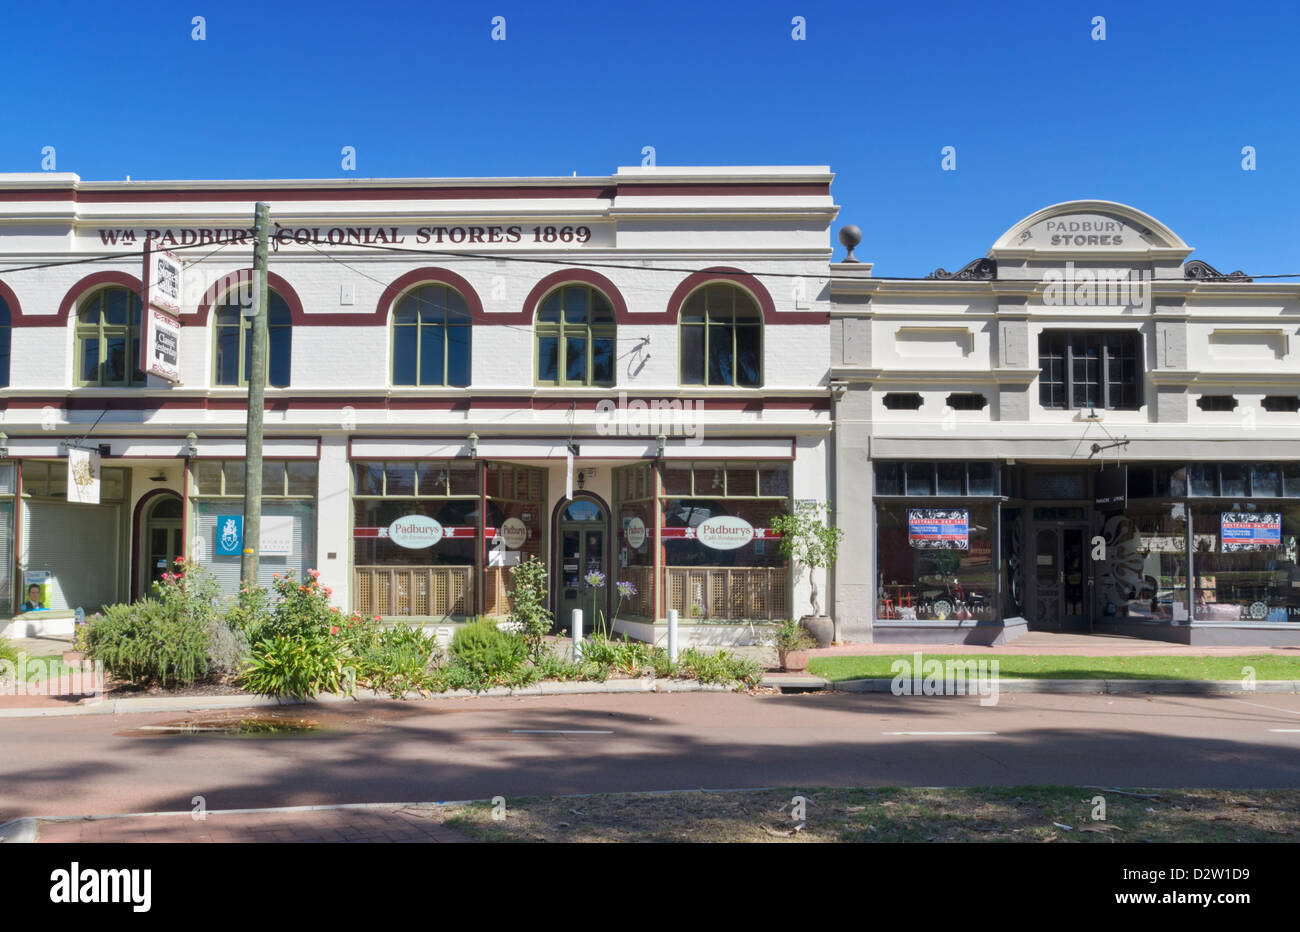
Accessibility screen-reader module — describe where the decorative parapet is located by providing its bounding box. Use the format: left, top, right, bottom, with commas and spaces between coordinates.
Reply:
925, 257, 997, 281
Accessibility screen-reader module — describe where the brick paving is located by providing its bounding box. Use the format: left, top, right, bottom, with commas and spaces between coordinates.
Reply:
34, 805, 473, 843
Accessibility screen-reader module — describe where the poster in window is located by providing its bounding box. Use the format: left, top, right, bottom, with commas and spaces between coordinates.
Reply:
908, 508, 969, 550
1220, 512, 1281, 551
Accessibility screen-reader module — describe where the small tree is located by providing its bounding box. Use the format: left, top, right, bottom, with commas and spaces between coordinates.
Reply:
508, 556, 554, 659
770, 500, 844, 618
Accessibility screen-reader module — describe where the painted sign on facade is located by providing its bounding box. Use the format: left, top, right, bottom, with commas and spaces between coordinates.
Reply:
908, 509, 970, 550
1221, 512, 1281, 551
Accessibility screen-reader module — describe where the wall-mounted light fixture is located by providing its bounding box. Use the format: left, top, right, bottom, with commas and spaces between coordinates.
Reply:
0, 432, 8, 459
185, 432, 199, 458
468, 432, 478, 459
656, 432, 667, 460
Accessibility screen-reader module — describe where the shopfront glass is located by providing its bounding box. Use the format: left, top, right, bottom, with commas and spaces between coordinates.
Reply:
483, 463, 545, 615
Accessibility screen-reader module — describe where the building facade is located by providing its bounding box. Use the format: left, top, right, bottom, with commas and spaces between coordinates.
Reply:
831, 199, 1300, 646
0, 167, 834, 641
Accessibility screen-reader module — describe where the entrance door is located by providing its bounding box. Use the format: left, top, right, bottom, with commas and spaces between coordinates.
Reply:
1031, 523, 1089, 630
556, 497, 608, 632
141, 495, 183, 598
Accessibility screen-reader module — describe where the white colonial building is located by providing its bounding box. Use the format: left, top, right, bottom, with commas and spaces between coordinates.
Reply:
0, 167, 835, 643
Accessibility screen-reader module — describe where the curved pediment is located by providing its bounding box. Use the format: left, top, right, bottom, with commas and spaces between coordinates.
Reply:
990, 200, 1191, 257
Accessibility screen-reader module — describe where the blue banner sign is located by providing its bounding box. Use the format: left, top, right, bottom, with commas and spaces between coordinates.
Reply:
908, 508, 970, 550
1220, 512, 1281, 552
216, 514, 244, 556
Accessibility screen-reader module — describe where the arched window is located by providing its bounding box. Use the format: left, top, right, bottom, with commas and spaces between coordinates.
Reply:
536, 284, 614, 386
76, 287, 145, 386
679, 283, 762, 387
392, 284, 471, 386
214, 291, 292, 387
0, 292, 10, 388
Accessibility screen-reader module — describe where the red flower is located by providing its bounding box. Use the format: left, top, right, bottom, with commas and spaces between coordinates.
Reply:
330, 626, 339, 635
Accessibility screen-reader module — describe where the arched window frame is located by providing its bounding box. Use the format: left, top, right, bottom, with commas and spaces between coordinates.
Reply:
535, 284, 616, 387
75, 287, 146, 387
213, 290, 293, 387
678, 283, 763, 387
390, 283, 472, 387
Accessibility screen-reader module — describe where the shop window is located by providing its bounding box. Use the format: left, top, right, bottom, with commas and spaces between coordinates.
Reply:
214, 291, 292, 387
945, 392, 987, 411
1096, 502, 1188, 623
1196, 395, 1237, 412
1186, 462, 1290, 498
76, 287, 146, 387
482, 462, 546, 616
1262, 395, 1300, 413
679, 283, 762, 387
874, 461, 1000, 497
22, 461, 125, 501
1188, 504, 1300, 622
614, 463, 655, 619
660, 460, 790, 620
882, 392, 922, 410
0, 293, 10, 388
192, 459, 317, 498
352, 460, 481, 618
536, 284, 615, 386
392, 284, 471, 387
1038, 330, 1142, 410
876, 502, 998, 621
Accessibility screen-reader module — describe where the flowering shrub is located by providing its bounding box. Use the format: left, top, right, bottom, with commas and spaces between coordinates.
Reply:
508, 556, 553, 658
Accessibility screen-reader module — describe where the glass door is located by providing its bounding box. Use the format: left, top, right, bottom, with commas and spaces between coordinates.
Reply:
1031, 523, 1090, 629
556, 496, 608, 632
141, 495, 183, 598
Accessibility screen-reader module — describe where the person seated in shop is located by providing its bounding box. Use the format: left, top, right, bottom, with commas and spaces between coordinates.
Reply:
21, 583, 46, 612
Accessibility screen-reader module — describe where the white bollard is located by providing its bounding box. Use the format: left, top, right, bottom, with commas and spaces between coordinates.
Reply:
667, 609, 679, 663
571, 608, 583, 661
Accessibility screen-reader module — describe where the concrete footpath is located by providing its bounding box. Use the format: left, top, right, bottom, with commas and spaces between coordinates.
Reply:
4, 804, 474, 843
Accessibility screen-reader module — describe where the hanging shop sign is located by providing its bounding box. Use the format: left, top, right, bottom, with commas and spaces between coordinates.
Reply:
1221, 512, 1281, 552
1095, 465, 1127, 511
500, 517, 528, 550
625, 516, 647, 550
386, 515, 444, 549
694, 515, 755, 551
140, 241, 184, 383
908, 508, 970, 550
66, 447, 102, 505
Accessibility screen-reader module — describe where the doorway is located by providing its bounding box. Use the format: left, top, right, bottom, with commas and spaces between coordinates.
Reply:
1030, 523, 1090, 630
140, 494, 183, 598
555, 495, 609, 633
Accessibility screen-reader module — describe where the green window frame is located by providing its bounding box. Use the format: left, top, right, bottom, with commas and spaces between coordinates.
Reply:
391, 285, 472, 387
214, 291, 292, 387
535, 285, 615, 386
75, 287, 145, 387
352, 460, 480, 499
679, 283, 763, 387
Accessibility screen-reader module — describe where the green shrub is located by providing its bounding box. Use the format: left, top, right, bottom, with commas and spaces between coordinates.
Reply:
359, 624, 440, 698
508, 556, 554, 658
649, 647, 678, 679
678, 648, 763, 689
207, 621, 250, 679
87, 600, 210, 687
239, 631, 348, 699
450, 619, 527, 680
0, 637, 18, 670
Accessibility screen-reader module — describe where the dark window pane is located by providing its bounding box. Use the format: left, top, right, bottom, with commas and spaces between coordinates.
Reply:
539, 292, 561, 323
563, 287, 588, 324
681, 325, 705, 384
104, 288, 128, 325
708, 323, 733, 385
1285, 464, 1300, 498
216, 325, 239, 385
937, 462, 965, 496
446, 325, 471, 387
905, 462, 934, 496
268, 326, 291, 387
419, 325, 445, 385
735, 324, 761, 386
418, 286, 447, 323
565, 336, 587, 382
195, 460, 223, 495
393, 326, 417, 385
81, 338, 99, 382
592, 337, 614, 384
591, 290, 614, 323
286, 461, 317, 496
386, 462, 416, 496
968, 462, 995, 495
538, 336, 559, 382
445, 289, 470, 323
223, 461, 246, 496
268, 293, 291, 325
394, 296, 417, 324
243, 335, 252, 384
105, 338, 126, 382
1220, 463, 1247, 498
354, 462, 382, 495
262, 460, 286, 495
875, 462, 903, 495
1251, 463, 1281, 497
1189, 463, 1217, 496
0, 325, 9, 388
681, 290, 706, 323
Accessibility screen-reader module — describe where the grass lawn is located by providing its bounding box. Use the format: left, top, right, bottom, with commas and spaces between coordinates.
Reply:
808, 654, 1300, 682
440, 785, 1300, 843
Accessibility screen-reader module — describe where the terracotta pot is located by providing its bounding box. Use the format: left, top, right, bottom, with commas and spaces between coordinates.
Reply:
800, 615, 834, 648
62, 651, 86, 665
779, 649, 810, 673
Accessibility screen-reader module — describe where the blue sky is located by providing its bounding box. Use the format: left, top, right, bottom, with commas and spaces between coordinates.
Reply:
2, 0, 1296, 276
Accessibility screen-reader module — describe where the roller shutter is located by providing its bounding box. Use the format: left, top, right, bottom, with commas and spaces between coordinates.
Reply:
21, 500, 121, 611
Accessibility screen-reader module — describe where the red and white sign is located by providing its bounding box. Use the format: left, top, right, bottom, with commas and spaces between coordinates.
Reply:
695, 515, 756, 551
140, 241, 183, 383
354, 524, 475, 542
625, 517, 647, 550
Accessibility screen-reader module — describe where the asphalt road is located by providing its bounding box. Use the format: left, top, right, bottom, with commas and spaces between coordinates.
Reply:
4, 690, 1300, 821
